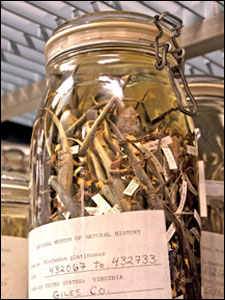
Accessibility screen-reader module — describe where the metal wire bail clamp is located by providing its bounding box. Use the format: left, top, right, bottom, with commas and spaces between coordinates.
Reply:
153, 11, 198, 117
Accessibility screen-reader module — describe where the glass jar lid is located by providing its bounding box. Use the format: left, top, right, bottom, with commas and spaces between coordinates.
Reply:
1, 177, 29, 204
45, 11, 174, 64
185, 75, 224, 98
1, 142, 30, 204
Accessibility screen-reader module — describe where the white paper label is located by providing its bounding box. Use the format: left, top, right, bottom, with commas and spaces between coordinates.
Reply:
194, 209, 201, 228
1, 235, 28, 299
86, 204, 120, 216
161, 136, 173, 146
123, 179, 139, 196
187, 145, 197, 156
85, 207, 101, 215
162, 147, 177, 170
198, 161, 207, 217
29, 211, 172, 299
186, 174, 198, 196
166, 223, 176, 242
201, 231, 224, 299
177, 181, 188, 214
141, 136, 173, 152
167, 180, 188, 241
91, 194, 113, 215
163, 160, 170, 182
70, 145, 79, 154
108, 204, 121, 214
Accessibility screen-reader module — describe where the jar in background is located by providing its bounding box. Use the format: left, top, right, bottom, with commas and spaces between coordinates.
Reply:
1, 142, 30, 299
1, 142, 30, 174
29, 11, 201, 299
185, 75, 224, 299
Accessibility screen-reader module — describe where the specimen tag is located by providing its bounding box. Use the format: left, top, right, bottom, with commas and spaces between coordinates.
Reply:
177, 181, 187, 213
29, 211, 172, 299
142, 136, 173, 152
194, 209, 201, 228
1, 235, 28, 299
141, 142, 157, 152
167, 180, 188, 241
175, 295, 184, 299
108, 204, 121, 214
187, 145, 197, 156
123, 179, 139, 196
91, 194, 112, 214
198, 161, 207, 217
163, 160, 170, 182
161, 136, 173, 146
85, 204, 119, 216
201, 231, 224, 299
166, 223, 176, 242
162, 146, 178, 170
85, 207, 101, 215
70, 145, 79, 154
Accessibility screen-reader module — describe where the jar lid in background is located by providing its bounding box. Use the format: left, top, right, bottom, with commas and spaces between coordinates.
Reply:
1, 141, 30, 175
183, 75, 224, 98
1, 141, 30, 204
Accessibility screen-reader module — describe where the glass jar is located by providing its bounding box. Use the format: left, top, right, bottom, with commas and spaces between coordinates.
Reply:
29, 11, 201, 299
1, 143, 29, 299
1, 142, 30, 174
185, 75, 224, 299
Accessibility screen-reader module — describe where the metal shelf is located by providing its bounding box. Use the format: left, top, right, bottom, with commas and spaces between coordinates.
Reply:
1, 1, 224, 127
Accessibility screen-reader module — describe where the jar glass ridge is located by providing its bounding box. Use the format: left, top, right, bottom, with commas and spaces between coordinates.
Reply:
1, 143, 29, 299
1, 143, 30, 238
